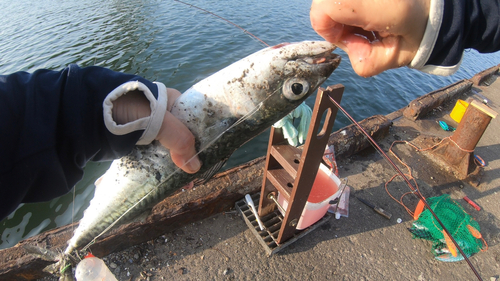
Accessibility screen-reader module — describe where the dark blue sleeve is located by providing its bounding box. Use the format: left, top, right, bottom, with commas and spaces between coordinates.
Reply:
0, 64, 159, 219
428, 0, 500, 67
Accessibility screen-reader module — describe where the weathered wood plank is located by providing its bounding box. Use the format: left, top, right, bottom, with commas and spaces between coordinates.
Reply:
470, 64, 500, 86
403, 79, 473, 120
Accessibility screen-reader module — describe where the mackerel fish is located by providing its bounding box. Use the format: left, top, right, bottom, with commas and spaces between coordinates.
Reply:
66, 41, 340, 255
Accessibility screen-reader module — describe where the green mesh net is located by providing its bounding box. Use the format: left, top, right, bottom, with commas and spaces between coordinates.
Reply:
408, 194, 486, 262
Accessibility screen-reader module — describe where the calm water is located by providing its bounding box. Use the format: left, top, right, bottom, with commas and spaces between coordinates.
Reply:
1, 0, 500, 249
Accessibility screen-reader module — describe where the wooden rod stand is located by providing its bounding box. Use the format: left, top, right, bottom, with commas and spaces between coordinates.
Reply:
258, 84, 344, 244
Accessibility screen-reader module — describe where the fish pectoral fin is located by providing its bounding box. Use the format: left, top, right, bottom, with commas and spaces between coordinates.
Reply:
23, 244, 60, 262
194, 159, 228, 185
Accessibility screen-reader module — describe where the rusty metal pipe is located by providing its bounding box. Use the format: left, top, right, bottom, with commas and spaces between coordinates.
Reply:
432, 100, 497, 179
450, 101, 494, 151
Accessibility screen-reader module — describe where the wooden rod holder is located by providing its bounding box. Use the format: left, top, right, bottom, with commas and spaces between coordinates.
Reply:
258, 84, 344, 244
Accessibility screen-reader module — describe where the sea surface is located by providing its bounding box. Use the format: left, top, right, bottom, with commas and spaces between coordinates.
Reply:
1, 0, 500, 249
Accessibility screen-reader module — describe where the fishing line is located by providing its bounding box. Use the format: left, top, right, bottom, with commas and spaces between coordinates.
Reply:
327, 96, 483, 281
71, 187, 76, 235
78, 2, 483, 279
68, 9, 105, 244
81, 87, 279, 252
173, 0, 270, 47
80, 186, 152, 252
79, 0, 282, 250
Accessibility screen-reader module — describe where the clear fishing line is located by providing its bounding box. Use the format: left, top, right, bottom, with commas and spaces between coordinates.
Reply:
76, 2, 483, 280
79, 2, 280, 253
80, 87, 279, 252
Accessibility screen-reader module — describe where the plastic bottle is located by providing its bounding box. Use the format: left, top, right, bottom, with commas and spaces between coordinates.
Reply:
75, 253, 118, 281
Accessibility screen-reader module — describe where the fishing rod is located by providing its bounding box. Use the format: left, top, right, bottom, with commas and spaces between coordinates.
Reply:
174, 1, 483, 279
327, 96, 483, 281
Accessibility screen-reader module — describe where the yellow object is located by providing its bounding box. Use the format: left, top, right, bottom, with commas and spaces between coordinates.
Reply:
450, 99, 469, 123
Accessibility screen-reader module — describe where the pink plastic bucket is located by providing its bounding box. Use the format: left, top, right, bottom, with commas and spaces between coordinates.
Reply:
277, 164, 341, 230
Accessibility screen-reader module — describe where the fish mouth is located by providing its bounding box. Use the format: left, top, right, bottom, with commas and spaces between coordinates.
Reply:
301, 48, 341, 66
269, 41, 341, 69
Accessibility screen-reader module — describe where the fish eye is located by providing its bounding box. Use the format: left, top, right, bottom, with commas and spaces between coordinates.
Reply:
291, 83, 303, 95
283, 78, 310, 100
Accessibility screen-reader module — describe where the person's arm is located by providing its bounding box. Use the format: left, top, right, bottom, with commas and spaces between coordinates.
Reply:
0, 64, 199, 219
411, 0, 500, 75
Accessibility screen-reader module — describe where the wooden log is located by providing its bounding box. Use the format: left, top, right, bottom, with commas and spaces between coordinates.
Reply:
470, 64, 500, 86
403, 79, 473, 120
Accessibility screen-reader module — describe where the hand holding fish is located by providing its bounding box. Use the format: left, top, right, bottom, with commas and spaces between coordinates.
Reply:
62, 41, 340, 257
111, 87, 201, 174
310, 0, 429, 77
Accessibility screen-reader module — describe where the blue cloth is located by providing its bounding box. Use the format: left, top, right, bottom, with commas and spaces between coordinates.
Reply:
0, 65, 158, 220
273, 103, 312, 146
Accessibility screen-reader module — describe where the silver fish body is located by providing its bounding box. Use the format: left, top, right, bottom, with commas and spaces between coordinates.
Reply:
65, 41, 340, 254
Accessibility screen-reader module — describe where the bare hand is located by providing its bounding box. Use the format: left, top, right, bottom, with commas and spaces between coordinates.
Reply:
112, 88, 201, 174
310, 0, 430, 77
156, 88, 201, 174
